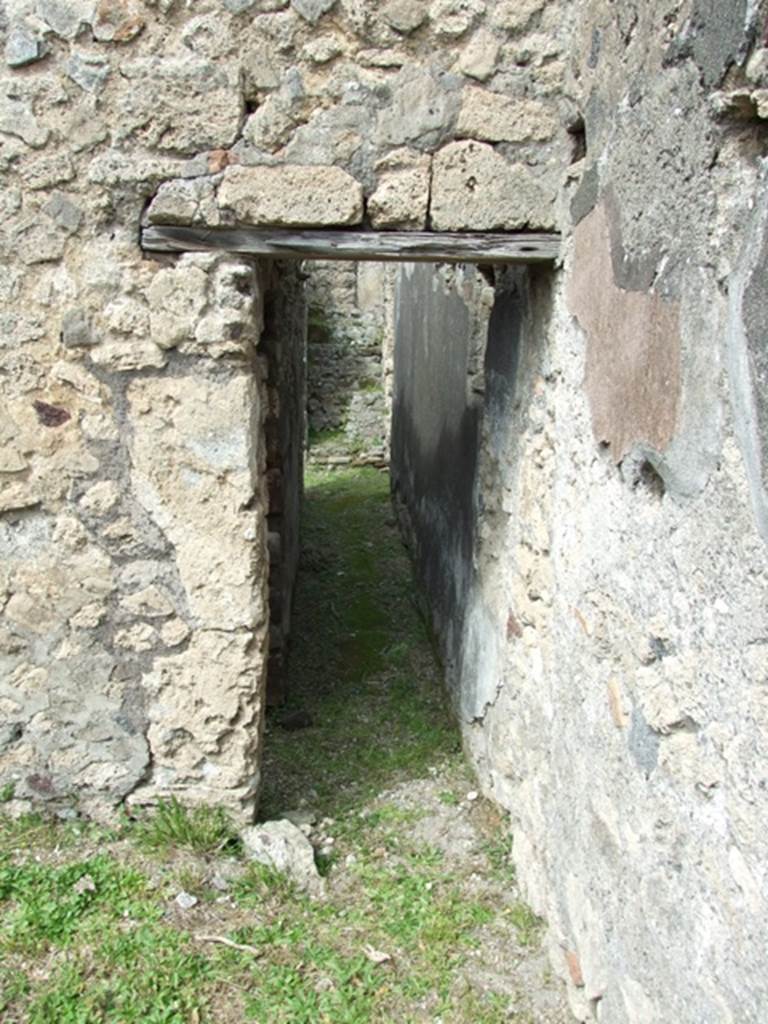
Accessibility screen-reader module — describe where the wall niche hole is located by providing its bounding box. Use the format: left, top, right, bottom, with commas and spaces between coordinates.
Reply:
567, 114, 587, 163
637, 459, 666, 499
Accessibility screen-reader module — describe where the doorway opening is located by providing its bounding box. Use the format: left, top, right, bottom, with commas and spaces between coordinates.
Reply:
260, 257, 456, 822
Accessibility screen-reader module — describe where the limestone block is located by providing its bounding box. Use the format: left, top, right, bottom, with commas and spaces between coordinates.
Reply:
429, 0, 485, 39
61, 309, 97, 349
115, 623, 158, 651
147, 264, 209, 350
218, 164, 364, 226
242, 820, 325, 895
113, 57, 242, 153
382, 0, 426, 34
120, 585, 175, 619
489, 0, 544, 32
145, 177, 220, 227
79, 480, 121, 516
160, 618, 190, 647
302, 34, 345, 63
87, 151, 185, 188
368, 149, 431, 229
456, 88, 556, 141
43, 194, 82, 234
0, 94, 49, 148
127, 373, 266, 630
357, 47, 407, 67
375, 66, 460, 149
283, 104, 366, 166
242, 91, 303, 152
430, 140, 554, 230
135, 630, 264, 813
191, 257, 263, 358
89, 339, 167, 372
457, 28, 500, 81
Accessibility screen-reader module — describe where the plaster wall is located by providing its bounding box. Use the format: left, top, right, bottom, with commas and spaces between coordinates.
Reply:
391, 2, 768, 1021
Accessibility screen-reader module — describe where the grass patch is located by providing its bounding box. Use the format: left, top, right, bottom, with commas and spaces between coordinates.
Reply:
0, 854, 155, 954
133, 798, 239, 858
260, 467, 458, 819
507, 902, 545, 948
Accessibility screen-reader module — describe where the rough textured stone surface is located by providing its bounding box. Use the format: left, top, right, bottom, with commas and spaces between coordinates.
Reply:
431, 140, 555, 230
393, 5, 768, 1024
291, 0, 336, 24
456, 88, 557, 142
368, 148, 431, 229
382, 0, 426, 34
218, 165, 364, 227
456, 28, 500, 81
5, 27, 45, 67
242, 819, 325, 895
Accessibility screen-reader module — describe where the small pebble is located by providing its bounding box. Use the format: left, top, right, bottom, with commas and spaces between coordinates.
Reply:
175, 890, 198, 910
466, 790, 479, 802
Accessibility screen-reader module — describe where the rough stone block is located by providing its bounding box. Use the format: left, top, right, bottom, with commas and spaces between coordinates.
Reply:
457, 28, 500, 81
113, 57, 242, 153
61, 309, 97, 348
218, 164, 364, 226
368, 148, 431, 229
375, 66, 461, 149
5, 27, 46, 67
145, 178, 220, 227
64, 52, 109, 94
91, 0, 145, 42
489, 0, 545, 31
456, 88, 557, 142
36, 0, 95, 39
291, 0, 335, 23
0, 95, 49, 149
429, 0, 485, 39
382, 0, 426, 34
430, 140, 554, 230
242, 819, 325, 895
128, 373, 265, 630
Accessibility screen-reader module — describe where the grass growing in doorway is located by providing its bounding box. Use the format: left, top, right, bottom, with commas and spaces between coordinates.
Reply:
260, 466, 460, 819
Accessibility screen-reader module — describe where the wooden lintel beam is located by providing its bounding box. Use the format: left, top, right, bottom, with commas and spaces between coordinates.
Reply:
141, 225, 561, 265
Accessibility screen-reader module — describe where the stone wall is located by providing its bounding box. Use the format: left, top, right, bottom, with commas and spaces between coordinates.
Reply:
1, 250, 274, 820
305, 259, 392, 465
0, 0, 567, 819
392, 3, 768, 1022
